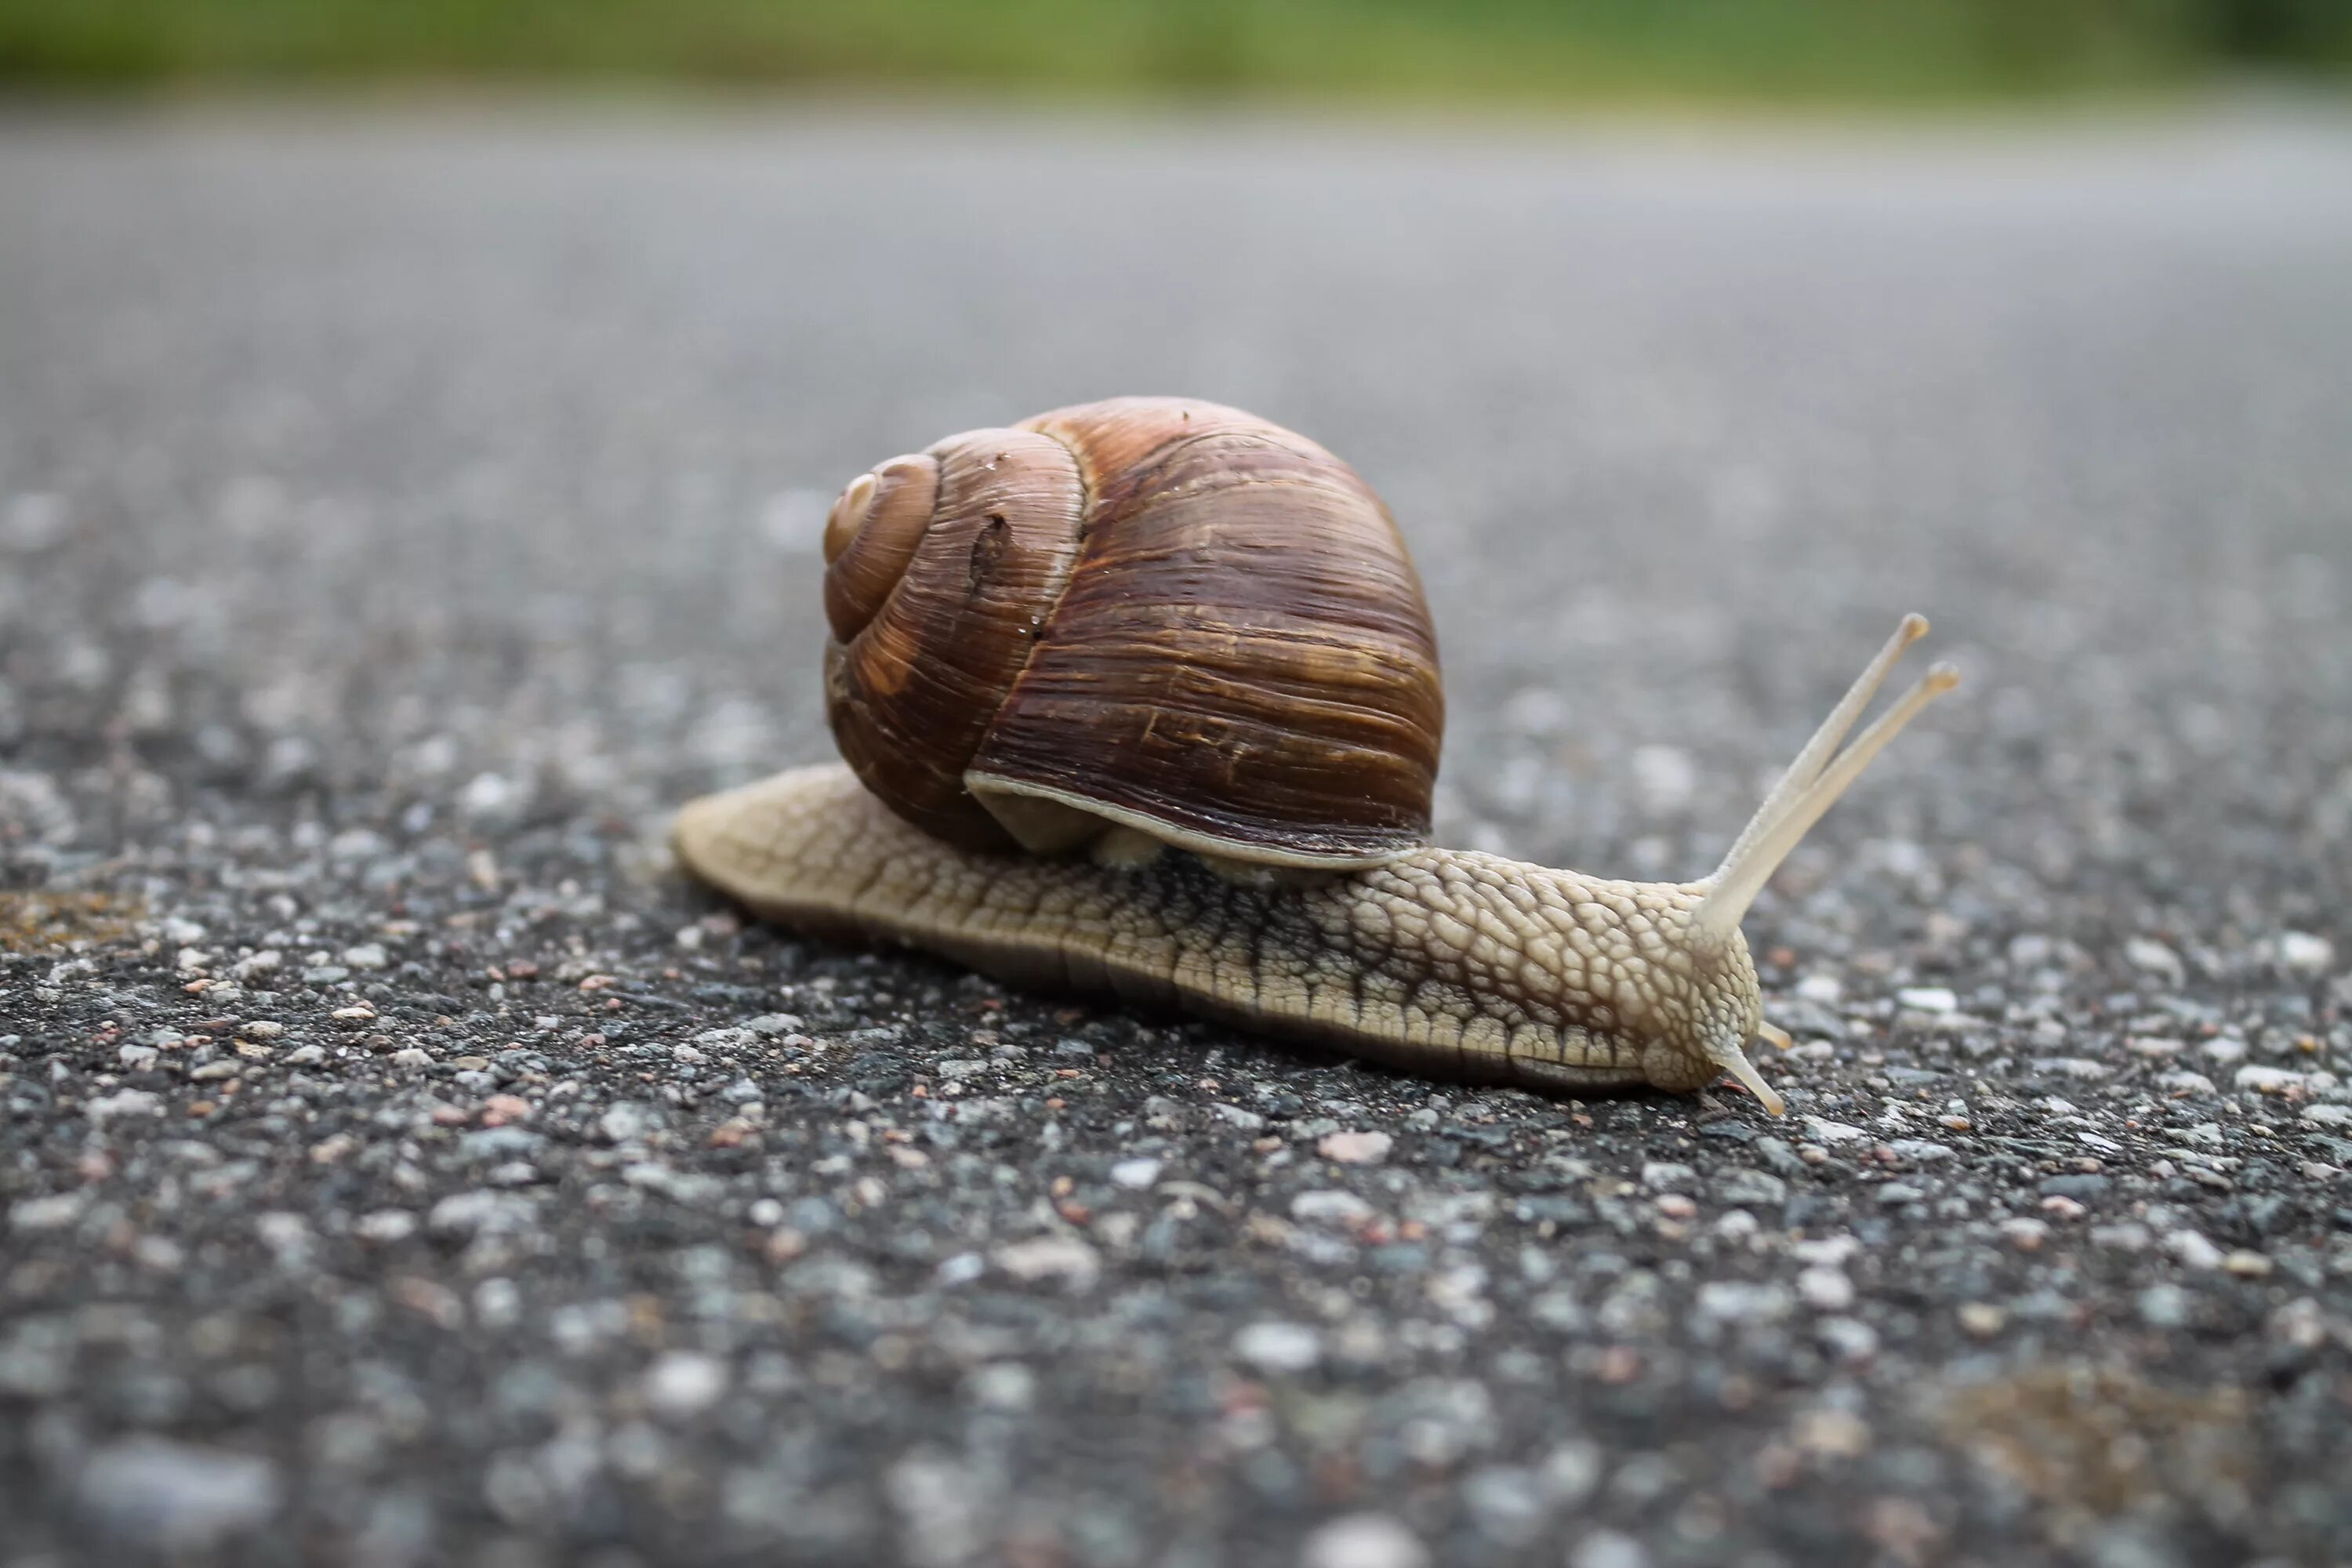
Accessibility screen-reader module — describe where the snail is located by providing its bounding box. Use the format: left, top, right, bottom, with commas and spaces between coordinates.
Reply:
674, 397, 1958, 1116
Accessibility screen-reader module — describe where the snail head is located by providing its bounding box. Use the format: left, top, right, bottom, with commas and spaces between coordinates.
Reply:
1664, 614, 1960, 1114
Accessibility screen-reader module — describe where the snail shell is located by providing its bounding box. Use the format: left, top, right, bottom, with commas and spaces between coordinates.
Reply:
818, 397, 1443, 869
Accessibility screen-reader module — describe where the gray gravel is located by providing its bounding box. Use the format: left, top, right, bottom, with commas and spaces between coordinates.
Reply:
4, 104, 2352, 1567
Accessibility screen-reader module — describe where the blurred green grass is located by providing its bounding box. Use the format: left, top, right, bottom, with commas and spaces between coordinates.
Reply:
2, 0, 2347, 102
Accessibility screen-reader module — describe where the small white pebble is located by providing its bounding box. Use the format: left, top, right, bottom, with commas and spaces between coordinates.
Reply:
133, 1237, 183, 1271
1540, 1439, 1604, 1505
459, 771, 516, 818
1299, 1514, 1429, 1568
474, 1278, 522, 1330
1895, 986, 1956, 1014
1817, 1316, 1878, 1362
2268, 1298, 2328, 1349
253, 1213, 308, 1250
1797, 1267, 1855, 1312
1696, 1280, 1791, 1323
2278, 931, 2334, 975
2125, 937, 2186, 983
9, 1192, 91, 1232
2166, 1230, 2226, 1270
1233, 1321, 1322, 1374
642, 1350, 728, 1418
1639, 1160, 1697, 1192
966, 1362, 1035, 1411
1290, 1190, 1375, 1225
1791, 1236, 1859, 1266
2002, 1218, 2049, 1250
1956, 1302, 2005, 1338
1109, 1158, 1163, 1190
86, 1089, 163, 1121
1317, 1130, 1392, 1165
2234, 1065, 2304, 1094
2139, 1283, 2192, 1327
991, 1235, 1100, 1287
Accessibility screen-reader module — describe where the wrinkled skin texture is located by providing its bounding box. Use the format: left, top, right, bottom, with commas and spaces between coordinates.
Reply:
674, 764, 1768, 1102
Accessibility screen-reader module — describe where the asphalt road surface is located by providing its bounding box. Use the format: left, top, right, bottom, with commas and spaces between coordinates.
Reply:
3, 105, 2351, 1568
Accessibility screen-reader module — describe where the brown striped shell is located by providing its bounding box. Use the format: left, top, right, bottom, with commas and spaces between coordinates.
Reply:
818, 397, 1443, 869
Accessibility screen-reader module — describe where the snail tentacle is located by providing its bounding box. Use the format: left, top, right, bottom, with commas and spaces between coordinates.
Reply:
1709, 612, 1928, 883
1690, 619, 1960, 948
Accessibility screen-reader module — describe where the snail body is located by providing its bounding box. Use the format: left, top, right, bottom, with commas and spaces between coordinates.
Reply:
677, 398, 1959, 1115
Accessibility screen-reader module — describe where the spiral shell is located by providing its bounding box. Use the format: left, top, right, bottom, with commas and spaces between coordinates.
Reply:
818, 397, 1443, 868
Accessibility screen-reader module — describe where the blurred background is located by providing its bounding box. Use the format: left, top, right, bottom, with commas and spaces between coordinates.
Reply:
6, 5, 2352, 1568
2, 0, 2348, 104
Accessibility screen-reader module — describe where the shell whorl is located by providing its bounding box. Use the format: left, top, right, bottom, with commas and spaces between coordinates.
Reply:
818, 397, 1445, 868
822, 455, 939, 642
